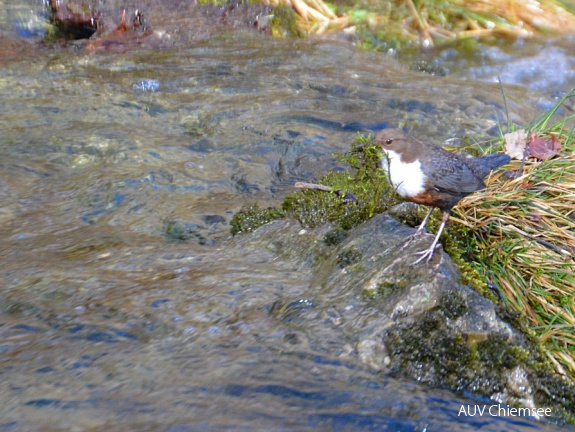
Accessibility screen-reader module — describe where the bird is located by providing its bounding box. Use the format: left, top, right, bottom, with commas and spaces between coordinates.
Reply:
373, 129, 510, 264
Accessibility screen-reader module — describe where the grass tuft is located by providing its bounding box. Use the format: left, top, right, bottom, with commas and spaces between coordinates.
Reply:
260, 0, 575, 46
453, 89, 575, 380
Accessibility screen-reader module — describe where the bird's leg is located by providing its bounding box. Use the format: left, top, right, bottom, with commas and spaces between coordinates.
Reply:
413, 206, 435, 234
401, 207, 434, 250
411, 210, 450, 265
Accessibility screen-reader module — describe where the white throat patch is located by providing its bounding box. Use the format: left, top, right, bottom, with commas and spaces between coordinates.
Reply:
382, 150, 427, 197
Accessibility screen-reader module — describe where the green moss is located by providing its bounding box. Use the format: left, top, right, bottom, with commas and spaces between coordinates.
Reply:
474, 336, 528, 369
386, 312, 474, 391
409, 60, 447, 77
386, 307, 520, 393
356, 26, 414, 53
164, 220, 214, 245
440, 222, 498, 300
336, 247, 362, 268
381, 290, 575, 422
269, 4, 305, 37
281, 184, 354, 229
230, 204, 285, 235
441, 291, 469, 320
323, 228, 348, 246
231, 133, 401, 238
372, 278, 408, 296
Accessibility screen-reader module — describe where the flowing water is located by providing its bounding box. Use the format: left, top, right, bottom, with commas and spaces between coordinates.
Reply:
1, 1, 574, 431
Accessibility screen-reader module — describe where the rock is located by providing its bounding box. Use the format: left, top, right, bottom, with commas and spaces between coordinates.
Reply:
241, 213, 574, 421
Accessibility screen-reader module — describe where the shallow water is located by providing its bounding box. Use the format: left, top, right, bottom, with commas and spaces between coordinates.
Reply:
1, 1, 574, 431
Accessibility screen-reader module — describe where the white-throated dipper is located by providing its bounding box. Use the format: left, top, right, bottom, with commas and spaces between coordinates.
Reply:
373, 129, 510, 264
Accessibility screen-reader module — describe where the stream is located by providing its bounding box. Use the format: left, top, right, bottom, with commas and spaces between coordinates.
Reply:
1, 1, 574, 431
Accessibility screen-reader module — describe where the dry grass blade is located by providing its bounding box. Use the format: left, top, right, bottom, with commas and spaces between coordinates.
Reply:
459, 0, 575, 33
453, 131, 575, 380
378, 0, 575, 46
264, 0, 575, 40
405, 0, 434, 46
266, 0, 348, 34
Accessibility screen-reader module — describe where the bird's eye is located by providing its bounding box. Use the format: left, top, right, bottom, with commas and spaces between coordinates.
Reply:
385, 139, 393, 145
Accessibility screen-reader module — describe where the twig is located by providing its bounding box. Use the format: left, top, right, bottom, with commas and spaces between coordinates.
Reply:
295, 181, 357, 202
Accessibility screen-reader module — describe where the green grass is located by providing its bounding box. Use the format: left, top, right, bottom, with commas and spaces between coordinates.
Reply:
453, 89, 575, 378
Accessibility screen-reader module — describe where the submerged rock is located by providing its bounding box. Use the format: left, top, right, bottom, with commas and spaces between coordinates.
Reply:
238, 213, 575, 424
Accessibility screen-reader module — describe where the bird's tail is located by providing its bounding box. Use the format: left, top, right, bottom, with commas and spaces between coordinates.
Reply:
466, 154, 511, 179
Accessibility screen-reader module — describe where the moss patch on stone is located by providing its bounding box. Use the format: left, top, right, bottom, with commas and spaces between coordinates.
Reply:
269, 4, 305, 38
336, 247, 363, 269
230, 204, 285, 235
231, 133, 401, 236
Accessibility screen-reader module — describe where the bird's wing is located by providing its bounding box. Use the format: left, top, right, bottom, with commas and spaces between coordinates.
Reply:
423, 153, 484, 195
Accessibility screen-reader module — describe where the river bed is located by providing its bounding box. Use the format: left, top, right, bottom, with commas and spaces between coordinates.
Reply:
1, 1, 574, 431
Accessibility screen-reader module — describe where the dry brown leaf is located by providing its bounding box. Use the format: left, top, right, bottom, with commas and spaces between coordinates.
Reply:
527, 132, 562, 160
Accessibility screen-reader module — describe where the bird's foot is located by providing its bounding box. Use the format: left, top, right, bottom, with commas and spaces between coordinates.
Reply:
400, 208, 435, 251
411, 243, 441, 265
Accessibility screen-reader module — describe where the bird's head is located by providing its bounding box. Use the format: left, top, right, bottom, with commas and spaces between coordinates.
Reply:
373, 129, 422, 164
